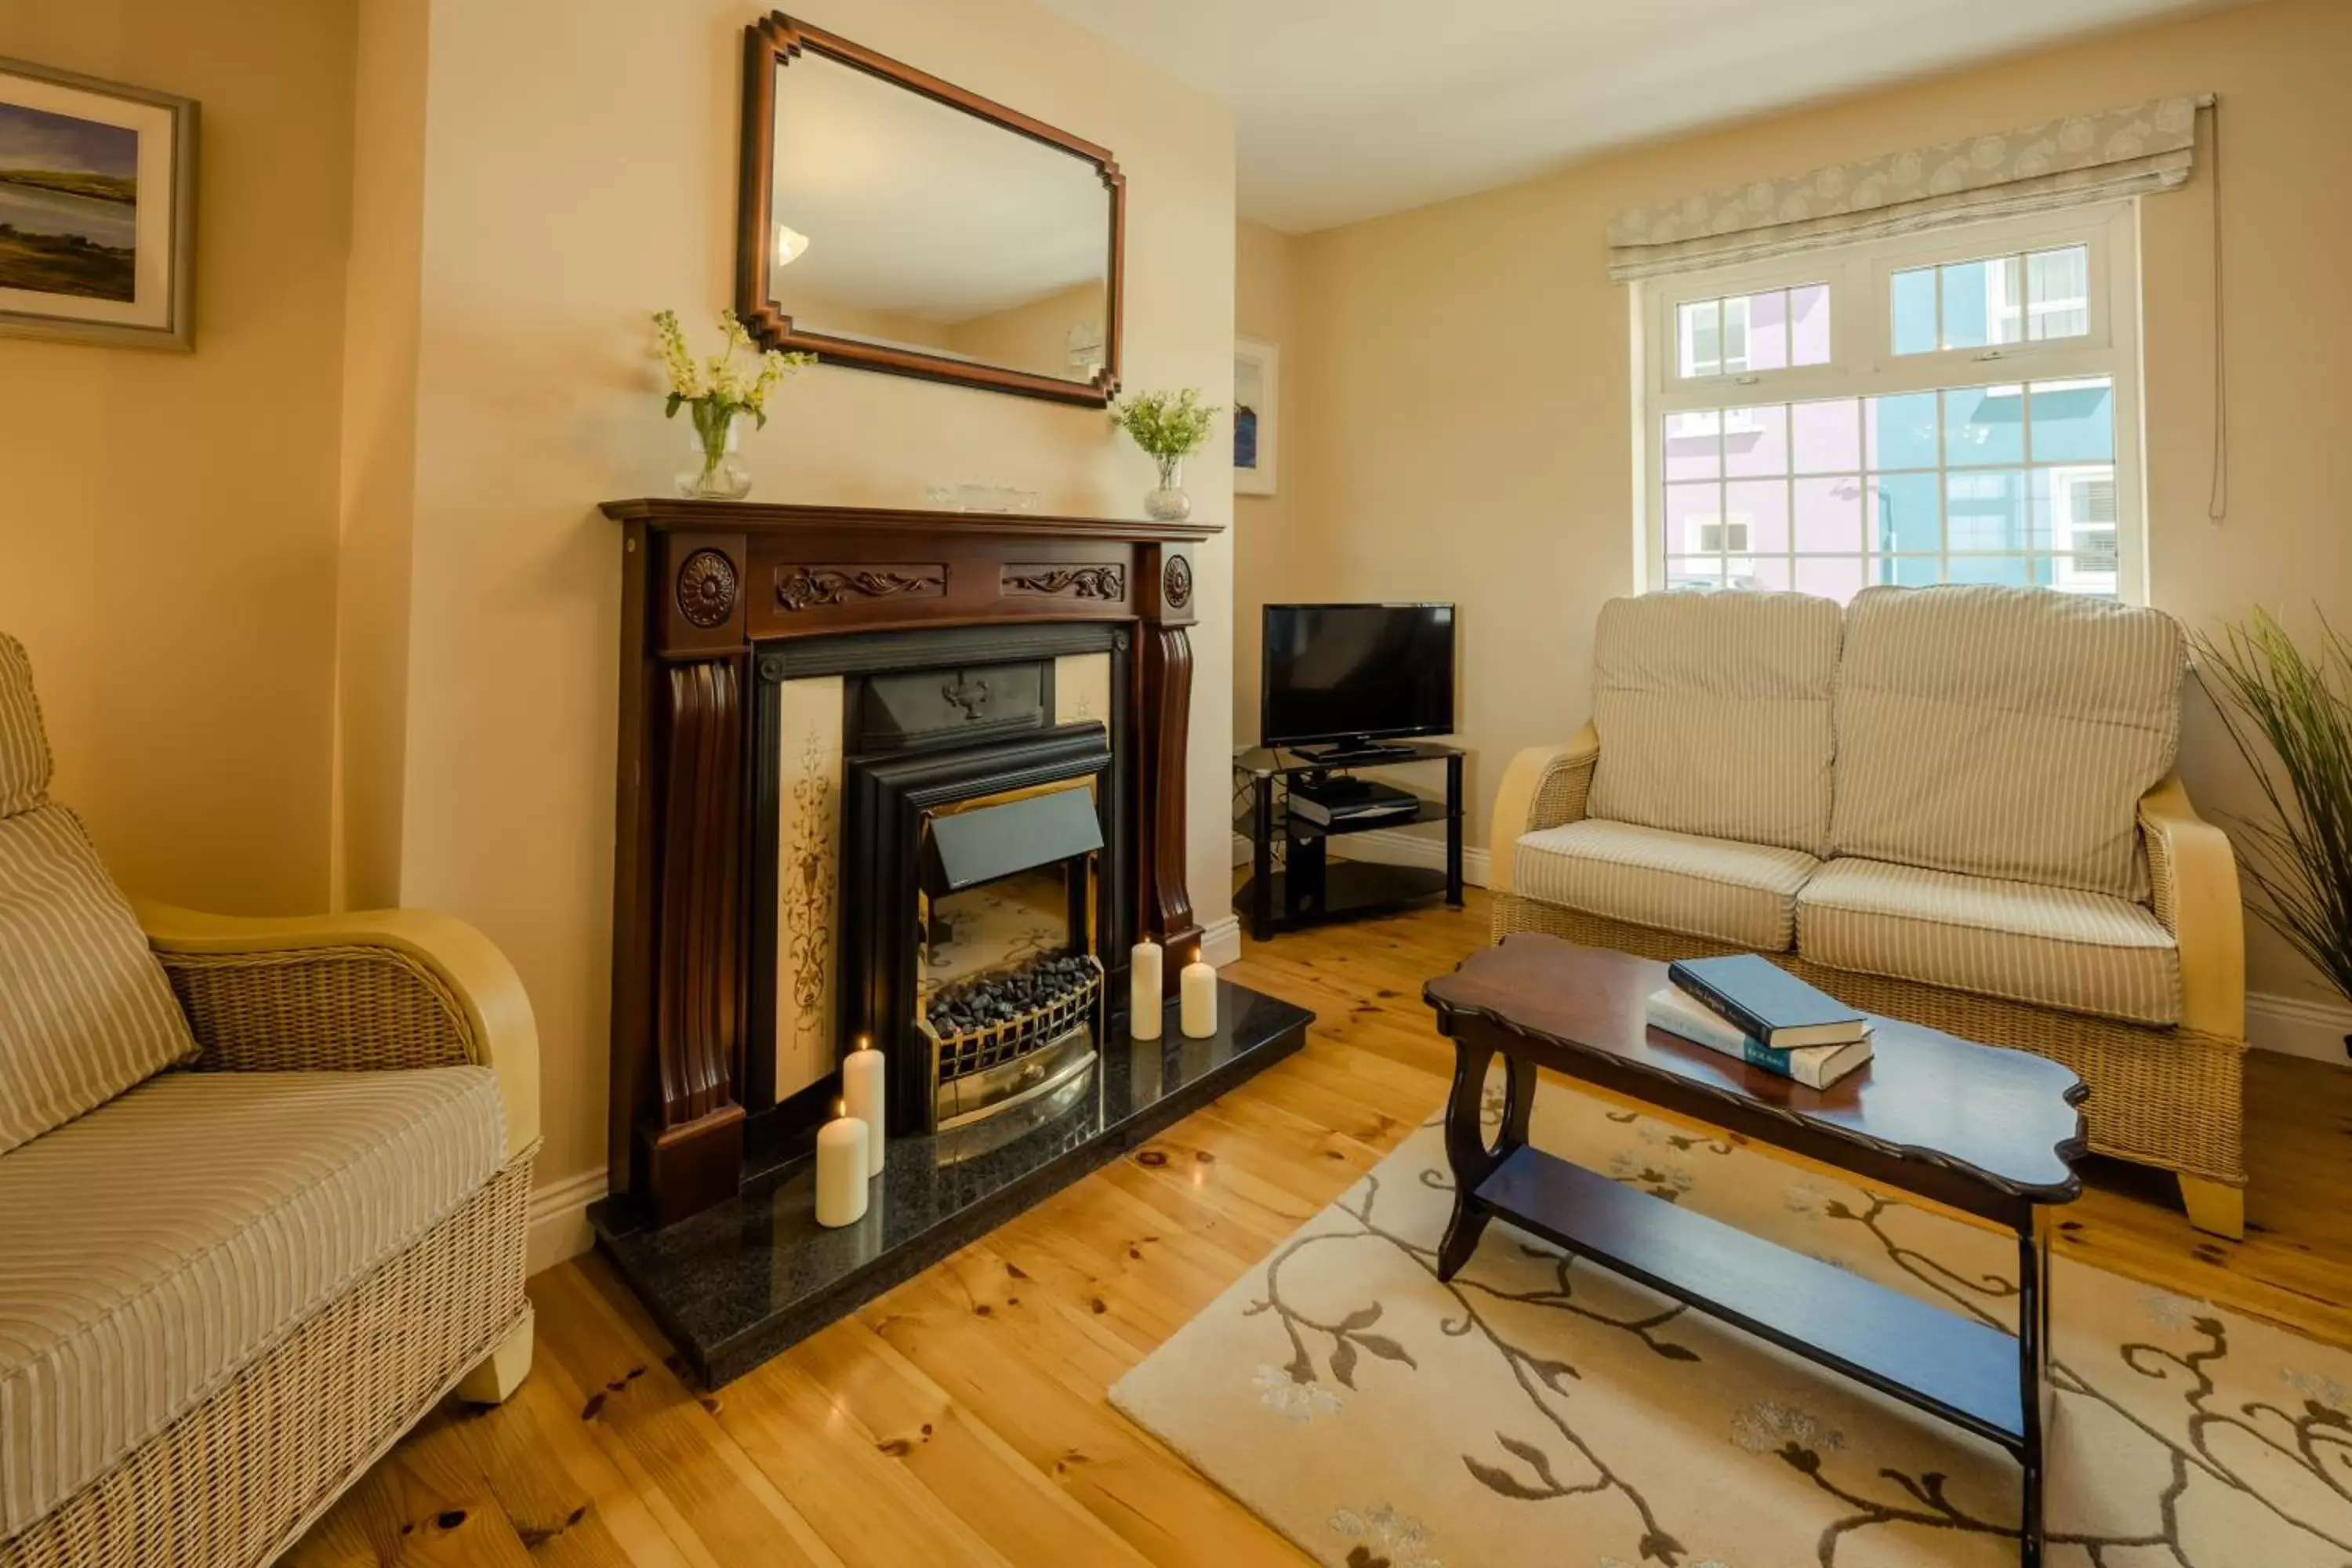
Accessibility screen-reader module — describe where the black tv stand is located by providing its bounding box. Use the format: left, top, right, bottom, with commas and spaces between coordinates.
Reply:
1234, 739, 1465, 940
1294, 739, 1421, 767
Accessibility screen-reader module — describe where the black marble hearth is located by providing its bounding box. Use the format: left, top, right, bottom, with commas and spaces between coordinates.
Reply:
589, 978, 1311, 1386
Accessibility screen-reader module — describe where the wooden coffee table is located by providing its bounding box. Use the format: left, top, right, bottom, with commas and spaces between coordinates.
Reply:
1424, 936, 2087, 1566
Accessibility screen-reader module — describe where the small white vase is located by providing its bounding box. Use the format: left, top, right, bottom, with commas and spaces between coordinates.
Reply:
1144, 454, 1191, 522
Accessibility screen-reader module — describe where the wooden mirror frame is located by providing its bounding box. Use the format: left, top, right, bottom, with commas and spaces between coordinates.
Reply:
737, 13, 1126, 408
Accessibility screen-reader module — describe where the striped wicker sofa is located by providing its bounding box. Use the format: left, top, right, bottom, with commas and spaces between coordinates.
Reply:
1487, 586, 2248, 1236
0, 634, 539, 1568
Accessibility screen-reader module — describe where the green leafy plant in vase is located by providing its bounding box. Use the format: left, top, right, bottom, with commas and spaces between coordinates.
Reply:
1112, 387, 1218, 522
654, 309, 814, 500
2195, 607, 2352, 1051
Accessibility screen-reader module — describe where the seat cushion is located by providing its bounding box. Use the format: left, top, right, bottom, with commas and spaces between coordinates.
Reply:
1797, 857, 2181, 1025
1515, 818, 1820, 951
0, 804, 197, 1156
1585, 590, 1842, 855
0, 636, 46, 819
1828, 585, 2183, 900
0, 1066, 506, 1536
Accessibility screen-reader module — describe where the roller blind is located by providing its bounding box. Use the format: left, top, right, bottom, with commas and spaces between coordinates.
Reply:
1607, 96, 2207, 283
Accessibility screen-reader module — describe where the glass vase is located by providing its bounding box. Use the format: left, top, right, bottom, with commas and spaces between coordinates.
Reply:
677, 403, 753, 500
1144, 454, 1191, 522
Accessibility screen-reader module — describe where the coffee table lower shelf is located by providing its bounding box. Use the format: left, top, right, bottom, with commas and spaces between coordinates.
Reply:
1467, 1145, 2029, 1453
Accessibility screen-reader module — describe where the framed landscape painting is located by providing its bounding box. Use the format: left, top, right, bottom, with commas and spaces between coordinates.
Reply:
0, 58, 197, 349
1234, 338, 1278, 496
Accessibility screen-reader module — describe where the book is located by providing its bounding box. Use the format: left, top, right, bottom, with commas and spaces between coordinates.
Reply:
1646, 987, 1874, 1090
1666, 953, 1868, 1049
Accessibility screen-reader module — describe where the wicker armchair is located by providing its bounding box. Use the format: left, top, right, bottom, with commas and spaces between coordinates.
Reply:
0, 904, 539, 1568
1488, 724, 2249, 1238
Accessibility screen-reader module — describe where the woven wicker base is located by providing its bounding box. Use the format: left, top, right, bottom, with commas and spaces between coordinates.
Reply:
1490, 893, 2246, 1189
0, 1155, 533, 1568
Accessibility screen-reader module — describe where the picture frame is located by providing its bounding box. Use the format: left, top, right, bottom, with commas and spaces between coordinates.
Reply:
0, 56, 198, 350
1234, 337, 1279, 496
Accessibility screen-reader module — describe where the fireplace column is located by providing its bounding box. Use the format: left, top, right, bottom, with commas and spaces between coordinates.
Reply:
1136, 541, 1201, 971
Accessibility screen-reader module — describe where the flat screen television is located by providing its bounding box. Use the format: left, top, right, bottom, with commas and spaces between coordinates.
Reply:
1261, 603, 1456, 752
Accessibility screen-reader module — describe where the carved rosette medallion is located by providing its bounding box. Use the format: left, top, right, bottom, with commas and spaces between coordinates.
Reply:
1001, 564, 1126, 600
775, 564, 947, 612
676, 550, 740, 628
1163, 554, 1194, 610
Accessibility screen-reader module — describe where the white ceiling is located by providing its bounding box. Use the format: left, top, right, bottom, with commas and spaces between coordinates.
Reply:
1033, 0, 2226, 233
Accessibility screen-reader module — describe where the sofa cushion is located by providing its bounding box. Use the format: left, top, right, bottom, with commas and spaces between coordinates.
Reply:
1828, 585, 2183, 900
0, 804, 197, 1156
1798, 857, 2181, 1025
0, 1065, 505, 1537
0, 636, 46, 819
1586, 590, 1842, 855
1515, 818, 1820, 951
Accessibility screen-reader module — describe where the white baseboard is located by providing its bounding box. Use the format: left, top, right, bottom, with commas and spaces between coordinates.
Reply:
2247, 991, 2352, 1064
1329, 826, 1491, 889
527, 1167, 608, 1276
1200, 913, 1242, 966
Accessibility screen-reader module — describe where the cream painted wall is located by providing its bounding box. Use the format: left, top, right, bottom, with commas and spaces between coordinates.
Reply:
1269, 0, 2351, 1003
1233, 218, 1299, 742
390, 0, 1236, 1192
0, 0, 354, 913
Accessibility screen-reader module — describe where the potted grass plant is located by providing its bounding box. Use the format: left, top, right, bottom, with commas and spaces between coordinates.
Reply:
2195, 608, 2352, 1051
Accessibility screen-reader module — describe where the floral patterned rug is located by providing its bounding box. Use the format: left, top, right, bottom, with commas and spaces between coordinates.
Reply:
1109, 1084, 2352, 1567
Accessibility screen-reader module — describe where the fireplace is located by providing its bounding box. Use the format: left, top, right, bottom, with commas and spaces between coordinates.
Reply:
592, 498, 1311, 1385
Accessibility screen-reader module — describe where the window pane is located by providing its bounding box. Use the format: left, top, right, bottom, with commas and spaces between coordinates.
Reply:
1794, 556, 1864, 601
1736, 556, 1791, 591
1947, 471, 2029, 551
1664, 557, 1722, 590
1662, 411, 1722, 481
1723, 405, 1788, 477
1880, 556, 1942, 586
1722, 295, 1751, 373
1891, 267, 1937, 355
1790, 283, 1831, 365
1869, 473, 1940, 553
1944, 384, 2025, 466
1947, 556, 2033, 586
1745, 289, 1789, 372
2048, 554, 2119, 598
2027, 376, 2114, 462
1866, 392, 1938, 470
1725, 479, 1790, 553
1795, 476, 1863, 551
1941, 256, 2023, 350
2027, 245, 2089, 341
2036, 463, 2118, 557
1679, 299, 1722, 378
1792, 398, 1860, 473
1665, 483, 1722, 554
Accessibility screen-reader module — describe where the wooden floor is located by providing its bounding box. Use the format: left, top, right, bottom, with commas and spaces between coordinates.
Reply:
289, 890, 2352, 1566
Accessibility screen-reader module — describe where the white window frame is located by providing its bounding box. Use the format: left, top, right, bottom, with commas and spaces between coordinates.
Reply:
1632, 202, 2145, 604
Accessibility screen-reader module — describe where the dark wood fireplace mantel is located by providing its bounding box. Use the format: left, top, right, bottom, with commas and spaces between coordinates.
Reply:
602, 497, 1222, 1225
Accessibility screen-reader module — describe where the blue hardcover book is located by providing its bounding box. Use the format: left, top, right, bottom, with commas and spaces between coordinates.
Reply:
1646, 988, 1874, 1090
1666, 953, 1867, 1050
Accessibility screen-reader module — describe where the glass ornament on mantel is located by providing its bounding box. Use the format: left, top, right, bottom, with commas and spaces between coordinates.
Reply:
677, 404, 754, 500
1144, 453, 1192, 522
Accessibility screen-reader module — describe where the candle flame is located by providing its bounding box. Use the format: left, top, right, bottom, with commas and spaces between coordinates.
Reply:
854, 1033, 872, 1052
833, 1098, 846, 1119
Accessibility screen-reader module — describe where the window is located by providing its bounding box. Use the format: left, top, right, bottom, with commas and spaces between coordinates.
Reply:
1641, 207, 2143, 604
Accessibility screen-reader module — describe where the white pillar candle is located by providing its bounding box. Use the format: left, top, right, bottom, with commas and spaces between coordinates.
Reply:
1180, 949, 1218, 1039
815, 1105, 869, 1228
1129, 939, 1163, 1040
842, 1035, 886, 1177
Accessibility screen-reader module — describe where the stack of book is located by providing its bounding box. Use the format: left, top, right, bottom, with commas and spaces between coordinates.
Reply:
1646, 953, 1873, 1089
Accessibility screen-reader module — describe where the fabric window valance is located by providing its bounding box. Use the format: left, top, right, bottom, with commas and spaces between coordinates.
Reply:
1607, 96, 2207, 282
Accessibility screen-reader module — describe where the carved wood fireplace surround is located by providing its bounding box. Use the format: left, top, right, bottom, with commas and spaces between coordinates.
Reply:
601, 497, 1216, 1228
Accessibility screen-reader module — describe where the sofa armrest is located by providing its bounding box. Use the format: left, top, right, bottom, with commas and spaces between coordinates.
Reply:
2138, 775, 2246, 1040
1486, 723, 1601, 898
135, 902, 541, 1160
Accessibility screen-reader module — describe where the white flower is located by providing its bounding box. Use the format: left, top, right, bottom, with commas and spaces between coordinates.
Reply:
1330, 1504, 1439, 1568
1731, 1398, 1846, 1456
1253, 1363, 1342, 1421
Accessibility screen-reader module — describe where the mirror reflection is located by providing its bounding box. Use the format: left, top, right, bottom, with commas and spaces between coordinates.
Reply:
767, 50, 1114, 388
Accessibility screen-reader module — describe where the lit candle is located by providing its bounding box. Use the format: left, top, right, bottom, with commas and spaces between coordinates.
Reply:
1180, 947, 1218, 1038
842, 1034, 886, 1177
1129, 938, 1163, 1040
815, 1102, 869, 1228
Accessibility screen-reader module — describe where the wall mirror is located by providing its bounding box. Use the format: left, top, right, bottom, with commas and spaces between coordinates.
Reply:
738, 14, 1124, 406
